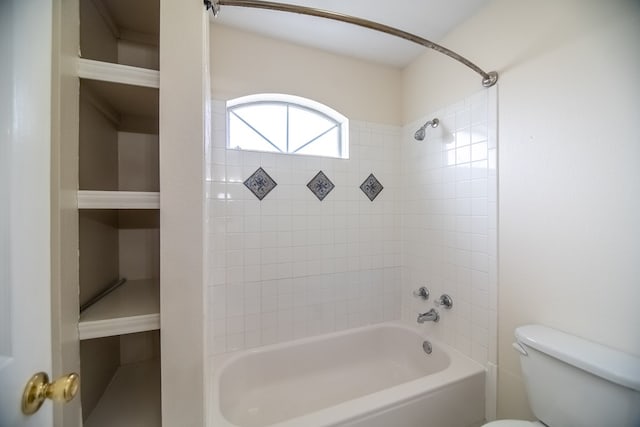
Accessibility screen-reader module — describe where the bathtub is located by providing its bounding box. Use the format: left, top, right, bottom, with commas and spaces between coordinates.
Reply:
210, 322, 485, 427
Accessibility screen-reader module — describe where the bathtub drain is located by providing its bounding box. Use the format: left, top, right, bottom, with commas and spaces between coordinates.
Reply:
422, 340, 433, 355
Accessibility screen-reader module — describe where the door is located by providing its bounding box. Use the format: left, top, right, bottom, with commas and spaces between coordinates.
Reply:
0, 0, 55, 425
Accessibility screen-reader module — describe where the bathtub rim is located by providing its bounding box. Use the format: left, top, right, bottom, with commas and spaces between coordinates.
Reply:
208, 321, 486, 427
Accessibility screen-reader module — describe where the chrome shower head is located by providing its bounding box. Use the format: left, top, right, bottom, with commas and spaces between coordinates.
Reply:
414, 118, 439, 141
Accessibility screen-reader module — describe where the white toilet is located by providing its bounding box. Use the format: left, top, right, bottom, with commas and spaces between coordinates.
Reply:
483, 324, 640, 427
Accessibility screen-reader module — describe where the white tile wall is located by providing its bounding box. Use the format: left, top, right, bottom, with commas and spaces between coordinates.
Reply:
400, 88, 498, 368
205, 90, 497, 367
206, 100, 402, 355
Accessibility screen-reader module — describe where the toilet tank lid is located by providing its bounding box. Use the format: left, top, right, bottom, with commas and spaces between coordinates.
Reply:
515, 325, 640, 392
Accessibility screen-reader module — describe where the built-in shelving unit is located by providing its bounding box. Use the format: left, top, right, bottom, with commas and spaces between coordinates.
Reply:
77, 0, 161, 425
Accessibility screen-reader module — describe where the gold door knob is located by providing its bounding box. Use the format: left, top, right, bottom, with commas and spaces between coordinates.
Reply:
21, 372, 80, 415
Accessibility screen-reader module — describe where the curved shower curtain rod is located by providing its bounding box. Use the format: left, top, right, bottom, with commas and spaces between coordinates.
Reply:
205, 0, 498, 87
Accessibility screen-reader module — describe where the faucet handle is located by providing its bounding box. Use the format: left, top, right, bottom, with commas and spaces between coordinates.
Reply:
434, 294, 453, 309
412, 287, 429, 300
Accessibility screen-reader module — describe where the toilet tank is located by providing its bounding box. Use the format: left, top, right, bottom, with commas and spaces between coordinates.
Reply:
513, 325, 640, 427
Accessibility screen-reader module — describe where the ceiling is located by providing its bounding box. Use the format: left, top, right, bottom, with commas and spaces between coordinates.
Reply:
210, 0, 490, 68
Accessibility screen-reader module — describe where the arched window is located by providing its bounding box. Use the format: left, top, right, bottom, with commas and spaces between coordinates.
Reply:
227, 94, 349, 159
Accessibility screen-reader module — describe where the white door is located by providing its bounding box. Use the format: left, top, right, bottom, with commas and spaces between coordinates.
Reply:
0, 0, 56, 425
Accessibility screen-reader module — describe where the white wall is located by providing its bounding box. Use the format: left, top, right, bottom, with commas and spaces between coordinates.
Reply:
403, 0, 640, 419
207, 100, 402, 354
207, 23, 405, 355
210, 24, 402, 125
400, 88, 498, 419
159, 3, 208, 426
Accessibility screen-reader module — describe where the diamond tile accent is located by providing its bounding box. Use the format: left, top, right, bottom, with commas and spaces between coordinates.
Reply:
360, 173, 383, 201
306, 171, 335, 201
244, 167, 277, 200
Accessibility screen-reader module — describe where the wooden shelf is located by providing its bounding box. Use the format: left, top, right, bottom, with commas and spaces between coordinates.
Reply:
78, 58, 159, 88
79, 279, 159, 340
78, 191, 160, 209
84, 359, 161, 427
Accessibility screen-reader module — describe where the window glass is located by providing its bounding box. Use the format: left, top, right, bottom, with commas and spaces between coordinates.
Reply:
227, 94, 348, 159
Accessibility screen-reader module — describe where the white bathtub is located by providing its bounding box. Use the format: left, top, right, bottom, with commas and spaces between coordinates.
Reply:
210, 322, 485, 427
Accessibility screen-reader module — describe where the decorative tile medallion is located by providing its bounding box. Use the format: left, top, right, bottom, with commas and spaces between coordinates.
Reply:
244, 167, 277, 200
306, 171, 335, 201
360, 173, 383, 201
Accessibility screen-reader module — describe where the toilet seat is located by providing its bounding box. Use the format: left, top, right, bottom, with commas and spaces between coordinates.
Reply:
482, 420, 545, 427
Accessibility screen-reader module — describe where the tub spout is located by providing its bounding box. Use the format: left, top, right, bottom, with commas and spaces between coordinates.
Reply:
417, 308, 440, 323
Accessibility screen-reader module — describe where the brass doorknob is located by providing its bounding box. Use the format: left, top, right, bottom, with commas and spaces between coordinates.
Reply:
21, 372, 80, 415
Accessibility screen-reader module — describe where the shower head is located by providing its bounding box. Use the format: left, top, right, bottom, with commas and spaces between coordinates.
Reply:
414, 118, 439, 141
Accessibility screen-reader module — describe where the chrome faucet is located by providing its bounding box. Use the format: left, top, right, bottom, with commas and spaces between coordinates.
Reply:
417, 308, 440, 323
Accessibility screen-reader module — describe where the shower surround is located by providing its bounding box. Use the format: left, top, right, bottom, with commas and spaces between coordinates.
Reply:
205, 87, 497, 415
401, 87, 498, 417
206, 100, 402, 354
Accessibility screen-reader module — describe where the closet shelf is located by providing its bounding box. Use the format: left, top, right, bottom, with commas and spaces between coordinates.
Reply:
78, 58, 160, 88
83, 359, 161, 427
78, 190, 160, 209
81, 78, 159, 124
79, 279, 160, 340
